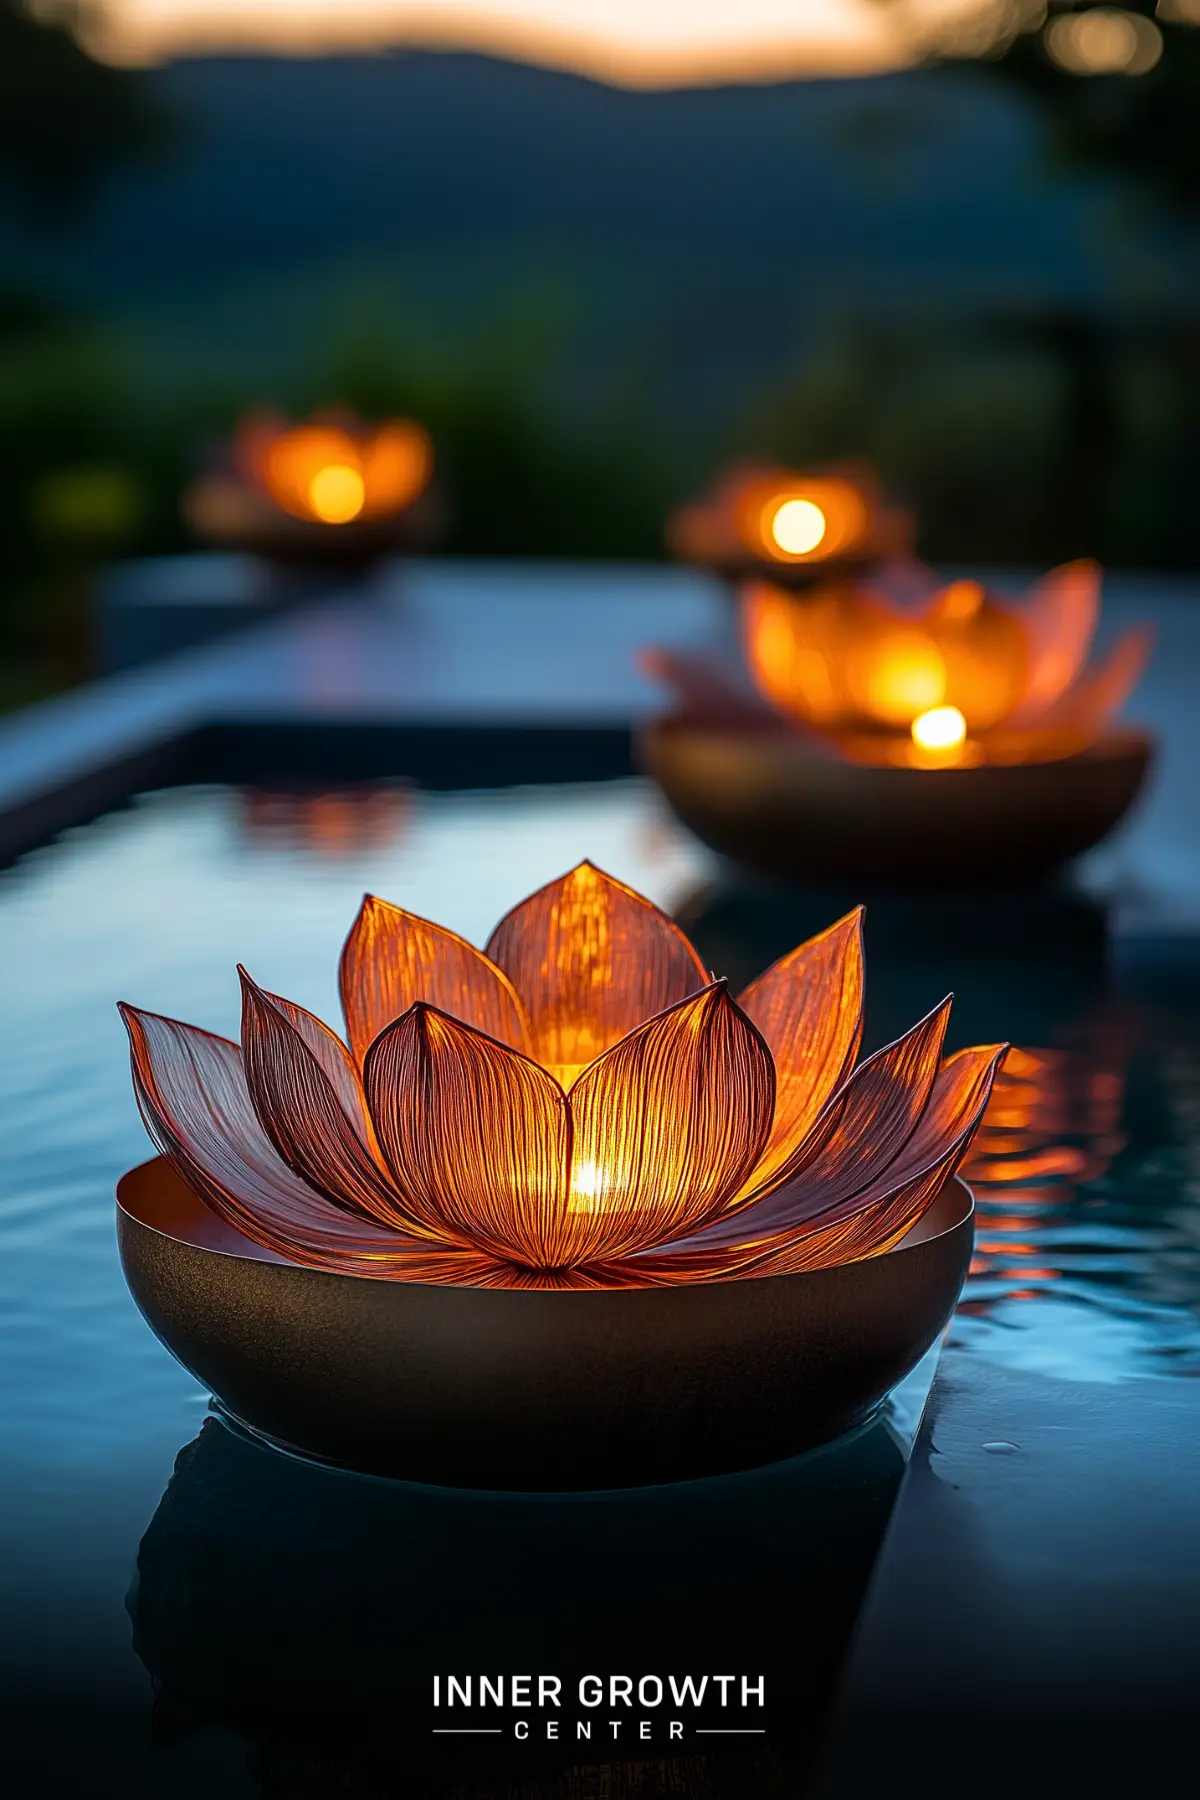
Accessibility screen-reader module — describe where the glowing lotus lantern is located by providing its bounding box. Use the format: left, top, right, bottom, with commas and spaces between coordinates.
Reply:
641, 561, 1155, 887
184, 408, 439, 565
116, 864, 1001, 1486
668, 461, 914, 589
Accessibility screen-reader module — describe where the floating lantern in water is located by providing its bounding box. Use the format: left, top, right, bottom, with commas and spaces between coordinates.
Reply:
116, 865, 1001, 1484
640, 562, 1155, 885
668, 462, 913, 589
184, 409, 439, 565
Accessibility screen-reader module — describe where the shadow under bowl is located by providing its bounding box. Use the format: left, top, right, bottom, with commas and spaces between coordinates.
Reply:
117, 1158, 974, 1492
640, 719, 1153, 888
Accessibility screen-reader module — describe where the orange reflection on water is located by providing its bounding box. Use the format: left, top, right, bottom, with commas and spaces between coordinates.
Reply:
239, 786, 415, 856
958, 1037, 1128, 1311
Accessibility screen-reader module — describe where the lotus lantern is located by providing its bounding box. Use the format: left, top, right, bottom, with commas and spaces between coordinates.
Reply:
640, 563, 1156, 885
116, 866, 997, 1482
668, 462, 913, 587
183, 408, 439, 565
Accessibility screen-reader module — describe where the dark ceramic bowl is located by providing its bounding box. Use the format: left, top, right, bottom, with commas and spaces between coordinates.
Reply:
681, 549, 888, 594
117, 1157, 973, 1491
640, 719, 1153, 888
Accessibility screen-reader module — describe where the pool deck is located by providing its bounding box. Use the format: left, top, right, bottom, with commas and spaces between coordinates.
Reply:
4, 554, 1200, 1797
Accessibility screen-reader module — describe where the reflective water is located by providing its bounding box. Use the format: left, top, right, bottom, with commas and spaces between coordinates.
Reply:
3, 779, 1200, 1797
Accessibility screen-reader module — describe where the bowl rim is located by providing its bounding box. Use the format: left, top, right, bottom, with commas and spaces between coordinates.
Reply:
642, 715, 1155, 772
116, 1155, 975, 1298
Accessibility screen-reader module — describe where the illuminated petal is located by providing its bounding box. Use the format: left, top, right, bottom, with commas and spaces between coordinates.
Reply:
484, 862, 710, 1078
119, 1003, 464, 1276
735, 908, 863, 1195
364, 1004, 571, 1267
562, 982, 776, 1264
984, 626, 1153, 762
669, 995, 952, 1239
620, 1041, 1004, 1284
1012, 560, 1100, 719
340, 894, 530, 1065
239, 970, 420, 1233
741, 580, 848, 729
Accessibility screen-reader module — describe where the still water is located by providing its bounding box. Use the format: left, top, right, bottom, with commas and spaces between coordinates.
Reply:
2, 780, 1199, 1797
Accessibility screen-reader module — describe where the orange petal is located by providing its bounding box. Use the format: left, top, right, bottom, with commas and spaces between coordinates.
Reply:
1012, 560, 1100, 718
339, 895, 530, 1066
684, 995, 952, 1233
119, 1003, 460, 1275
484, 862, 710, 1077
621, 1041, 1004, 1283
239, 970, 422, 1234
363, 1004, 571, 1267
735, 908, 863, 1196
562, 982, 775, 1264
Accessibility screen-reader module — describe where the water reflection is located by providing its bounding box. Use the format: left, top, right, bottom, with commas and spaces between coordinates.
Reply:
960, 1021, 1131, 1312
239, 782, 414, 856
129, 1413, 907, 1799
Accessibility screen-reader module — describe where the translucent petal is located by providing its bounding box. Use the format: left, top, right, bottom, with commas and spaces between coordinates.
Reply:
364, 1004, 572, 1267
1012, 559, 1100, 719
484, 861, 709, 1076
562, 982, 776, 1264
119, 1004, 456, 1275
735, 908, 863, 1196
239, 970, 422, 1233
619, 1042, 1004, 1284
340, 895, 530, 1066
665, 996, 952, 1240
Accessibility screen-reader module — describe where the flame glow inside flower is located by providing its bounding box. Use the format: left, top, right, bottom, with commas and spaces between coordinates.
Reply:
741, 561, 1152, 766
307, 463, 366, 524
120, 864, 1006, 1290
911, 706, 967, 753
768, 497, 827, 556
240, 415, 433, 525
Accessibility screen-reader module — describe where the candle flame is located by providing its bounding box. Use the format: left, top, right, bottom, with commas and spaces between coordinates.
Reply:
768, 496, 827, 556
911, 705, 967, 752
307, 463, 366, 524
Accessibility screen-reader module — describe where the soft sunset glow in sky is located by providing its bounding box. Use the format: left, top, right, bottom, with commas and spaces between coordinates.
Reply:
91, 0, 925, 81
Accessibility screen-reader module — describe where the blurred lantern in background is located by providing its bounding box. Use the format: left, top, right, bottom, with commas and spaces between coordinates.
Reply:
667, 461, 914, 589
742, 559, 1151, 768
183, 408, 440, 567
640, 557, 1157, 885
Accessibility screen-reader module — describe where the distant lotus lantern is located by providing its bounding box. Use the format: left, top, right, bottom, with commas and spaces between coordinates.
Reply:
743, 562, 1151, 767
183, 407, 439, 565
668, 462, 913, 585
119, 864, 1002, 1289
242, 415, 433, 526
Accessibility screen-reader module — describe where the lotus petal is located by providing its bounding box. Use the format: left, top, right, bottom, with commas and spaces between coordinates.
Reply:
239, 970, 422, 1234
735, 909, 863, 1194
119, 1004, 473, 1277
619, 1041, 1003, 1284
340, 895, 530, 1066
485, 862, 710, 1080
562, 982, 776, 1264
1012, 559, 1100, 720
364, 1004, 572, 1268
665, 996, 952, 1239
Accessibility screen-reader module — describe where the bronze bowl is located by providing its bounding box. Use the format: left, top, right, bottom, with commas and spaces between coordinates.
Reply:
680, 549, 888, 595
640, 718, 1153, 889
116, 1157, 974, 1491
183, 476, 445, 569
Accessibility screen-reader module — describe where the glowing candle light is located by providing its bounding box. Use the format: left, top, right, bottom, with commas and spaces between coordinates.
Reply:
911, 705, 966, 753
